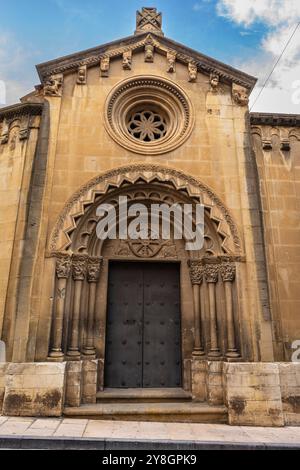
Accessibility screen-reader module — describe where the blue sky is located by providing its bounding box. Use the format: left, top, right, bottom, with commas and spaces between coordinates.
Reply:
1, 0, 300, 112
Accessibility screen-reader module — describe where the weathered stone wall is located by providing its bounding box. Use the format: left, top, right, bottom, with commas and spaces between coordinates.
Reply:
2, 363, 66, 417
279, 363, 300, 426
0, 110, 42, 348
224, 363, 284, 427
252, 118, 300, 361
0, 361, 299, 425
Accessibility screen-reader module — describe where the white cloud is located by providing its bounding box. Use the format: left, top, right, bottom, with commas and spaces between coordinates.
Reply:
216, 0, 300, 113
0, 32, 37, 107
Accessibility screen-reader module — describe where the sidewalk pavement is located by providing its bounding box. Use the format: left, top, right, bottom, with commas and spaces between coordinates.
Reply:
0, 416, 300, 450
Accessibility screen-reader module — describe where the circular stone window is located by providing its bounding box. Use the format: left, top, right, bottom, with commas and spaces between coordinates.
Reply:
104, 76, 194, 155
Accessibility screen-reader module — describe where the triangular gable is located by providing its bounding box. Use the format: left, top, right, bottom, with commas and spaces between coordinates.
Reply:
36, 32, 257, 91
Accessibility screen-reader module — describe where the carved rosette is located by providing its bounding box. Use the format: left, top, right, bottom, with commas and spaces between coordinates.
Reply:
87, 257, 103, 283
220, 263, 236, 283
205, 264, 219, 283
72, 255, 87, 281
188, 260, 205, 285
55, 253, 72, 279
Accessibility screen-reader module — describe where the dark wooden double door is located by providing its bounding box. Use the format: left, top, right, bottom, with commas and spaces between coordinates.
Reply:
105, 262, 182, 389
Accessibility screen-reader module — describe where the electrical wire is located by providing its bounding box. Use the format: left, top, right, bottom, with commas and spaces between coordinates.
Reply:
250, 21, 300, 111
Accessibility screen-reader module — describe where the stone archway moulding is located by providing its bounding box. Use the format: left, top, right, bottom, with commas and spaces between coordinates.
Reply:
48, 164, 244, 256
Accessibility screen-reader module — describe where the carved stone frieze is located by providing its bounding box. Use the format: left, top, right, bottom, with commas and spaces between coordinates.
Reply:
116, 238, 177, 260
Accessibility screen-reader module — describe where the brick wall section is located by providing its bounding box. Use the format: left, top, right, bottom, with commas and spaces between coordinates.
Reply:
224, 363, 284, 427
279, 363, 300, 426
2, 363, 66, 417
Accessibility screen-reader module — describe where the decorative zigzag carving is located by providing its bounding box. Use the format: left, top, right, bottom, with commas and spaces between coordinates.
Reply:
48, 165, 243, 256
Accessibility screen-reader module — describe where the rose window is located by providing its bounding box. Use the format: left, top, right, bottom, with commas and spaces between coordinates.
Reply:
104, 76, 194, 155
127, 110, 167, 142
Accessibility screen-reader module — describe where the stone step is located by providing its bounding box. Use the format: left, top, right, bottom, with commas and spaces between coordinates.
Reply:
96, 388, 192, 403
64, 402, 228, 424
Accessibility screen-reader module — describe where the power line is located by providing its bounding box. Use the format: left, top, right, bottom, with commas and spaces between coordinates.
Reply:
250, 21, 300, 111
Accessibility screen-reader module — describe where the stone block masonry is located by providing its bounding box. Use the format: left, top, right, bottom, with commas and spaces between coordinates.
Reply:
2, 363, 66, 417
0, 361, 299, 426
224, 363, 284, 427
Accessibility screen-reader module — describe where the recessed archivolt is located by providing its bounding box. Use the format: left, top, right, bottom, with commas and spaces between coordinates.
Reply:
48, 164, 244, 256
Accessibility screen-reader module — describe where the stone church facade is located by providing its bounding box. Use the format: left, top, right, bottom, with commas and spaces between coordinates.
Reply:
0, 8, 299, 426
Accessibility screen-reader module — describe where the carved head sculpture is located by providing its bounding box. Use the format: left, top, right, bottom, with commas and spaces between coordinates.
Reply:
167, 52, 176, 73
188, 63, 197, 82
77, 67, 87, 84
210, 73, 220, 91
232, 84, 249, 106
123, 52, 132, 70
145, 44, 154, 62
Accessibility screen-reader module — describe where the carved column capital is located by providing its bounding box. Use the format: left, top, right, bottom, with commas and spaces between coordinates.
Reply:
205, 263, 219, 283
188, 260, 204, 285
55, 253, 72, 279
220, 263, 236, 283
72, 255, 87, 281
87, 257, 103, 283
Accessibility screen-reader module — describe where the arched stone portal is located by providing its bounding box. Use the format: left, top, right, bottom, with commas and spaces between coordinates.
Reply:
46, 165, 246, 392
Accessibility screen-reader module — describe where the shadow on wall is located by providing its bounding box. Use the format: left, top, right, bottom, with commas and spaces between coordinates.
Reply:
0, 341, 6, 362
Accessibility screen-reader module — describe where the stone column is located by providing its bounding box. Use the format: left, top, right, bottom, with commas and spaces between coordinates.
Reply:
205, 263, 222, 358
67, 255, 87, 360
188, 260, 205, 356
83, 257, 103, 358
49, 253, 72, 360
220, 262, 240, 358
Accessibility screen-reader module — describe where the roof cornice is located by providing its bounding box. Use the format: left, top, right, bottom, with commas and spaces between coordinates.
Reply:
250, 112, 300, 127
36, 32, 257, 90
0, 103, 44, 121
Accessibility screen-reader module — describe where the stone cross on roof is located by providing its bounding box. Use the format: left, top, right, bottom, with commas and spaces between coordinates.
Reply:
135, 7, 164, 36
